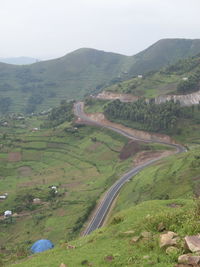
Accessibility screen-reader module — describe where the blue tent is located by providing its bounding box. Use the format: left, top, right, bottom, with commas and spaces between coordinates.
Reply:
31, 239, 54, 254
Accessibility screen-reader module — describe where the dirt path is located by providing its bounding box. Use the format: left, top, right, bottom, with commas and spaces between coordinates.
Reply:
133, 150, 175, 166
82, 111, 176, 144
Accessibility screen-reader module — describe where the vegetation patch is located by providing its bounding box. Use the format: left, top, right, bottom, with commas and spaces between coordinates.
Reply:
104, 98, 200, 135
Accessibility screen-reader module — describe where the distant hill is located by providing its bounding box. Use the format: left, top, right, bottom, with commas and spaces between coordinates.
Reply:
0, 56, 39, 65
0, 38, 200, 114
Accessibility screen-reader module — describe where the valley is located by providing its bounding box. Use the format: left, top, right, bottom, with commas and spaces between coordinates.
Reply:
7, 108, 200, 266
0, 38, 200, 267
0, 111, 172, 265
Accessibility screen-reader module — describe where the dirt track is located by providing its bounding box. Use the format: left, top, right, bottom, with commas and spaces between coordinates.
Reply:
84, 112, 176, 144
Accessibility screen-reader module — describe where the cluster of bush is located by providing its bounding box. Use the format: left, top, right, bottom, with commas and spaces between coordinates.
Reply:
177, 72, 200, 94
104, 98, 200, 133
42, 100, 74, 128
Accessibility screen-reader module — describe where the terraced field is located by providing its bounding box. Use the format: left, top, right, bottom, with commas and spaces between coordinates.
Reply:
0, 118, 140, 257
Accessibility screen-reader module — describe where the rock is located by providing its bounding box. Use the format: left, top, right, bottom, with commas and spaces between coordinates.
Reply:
160, 231, 178, 248
157, 222, 165, 232
178, 254, 200, 265
130, 236, 140, 244
60, 264, 67, 267
143, 255, 150, 259
185, 235, 200, 252
166, 246, 179, 255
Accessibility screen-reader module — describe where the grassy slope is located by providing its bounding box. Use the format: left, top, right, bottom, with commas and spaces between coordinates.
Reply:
1, 39, 200, 113
9, 145, 200, 267
112, 148, 200, 214
10, 198, 199, 267
105, 53, 200, 98
129, 38, 200, 75
84, 99, 111, 113
0, 117, 172, 265
105, 72, 180, 98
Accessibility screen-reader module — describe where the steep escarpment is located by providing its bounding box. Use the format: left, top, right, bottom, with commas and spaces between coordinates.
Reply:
155, 90, 200, 106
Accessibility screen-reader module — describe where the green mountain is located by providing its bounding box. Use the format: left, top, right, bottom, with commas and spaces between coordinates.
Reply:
129, 38, 200, 75
1, 39, 200, 114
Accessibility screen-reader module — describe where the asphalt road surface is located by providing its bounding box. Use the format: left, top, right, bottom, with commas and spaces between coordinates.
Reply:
74, 102, 187, 235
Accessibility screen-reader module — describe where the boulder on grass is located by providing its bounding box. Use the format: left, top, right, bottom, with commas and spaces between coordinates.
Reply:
160, 231, 178, 248
178, 254, 200, 265
185, 235, 200, 253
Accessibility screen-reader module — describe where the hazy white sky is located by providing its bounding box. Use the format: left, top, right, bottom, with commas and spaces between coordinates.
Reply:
0, 0, 200, 59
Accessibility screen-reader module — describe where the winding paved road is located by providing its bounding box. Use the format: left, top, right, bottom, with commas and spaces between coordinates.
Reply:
74, 102, 187, 235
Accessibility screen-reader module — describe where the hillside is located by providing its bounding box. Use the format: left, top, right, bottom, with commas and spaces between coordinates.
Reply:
8, 149, 200, 267
0, 110, 174, 265
129, 38, 200, 75
1, 39, 200, 114
104, 52, 200, 99
0, 98, 199, 266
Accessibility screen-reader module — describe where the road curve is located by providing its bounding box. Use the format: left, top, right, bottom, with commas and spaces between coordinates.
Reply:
74, 102, 186, 235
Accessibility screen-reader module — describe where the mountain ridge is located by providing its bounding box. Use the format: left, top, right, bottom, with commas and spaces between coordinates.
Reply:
1, 38, 200, 113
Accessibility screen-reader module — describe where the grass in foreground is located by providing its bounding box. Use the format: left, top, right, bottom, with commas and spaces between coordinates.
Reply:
8, 198, 200, 267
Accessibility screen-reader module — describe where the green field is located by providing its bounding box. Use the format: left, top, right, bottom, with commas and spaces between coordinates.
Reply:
0, 119, 131, 257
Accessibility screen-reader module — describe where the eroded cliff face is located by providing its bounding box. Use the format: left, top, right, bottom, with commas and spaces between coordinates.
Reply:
96, 90, 200, 106
95, 91, 139, 102
155, 90, 200, 106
